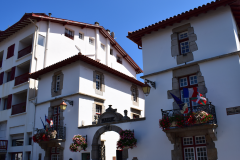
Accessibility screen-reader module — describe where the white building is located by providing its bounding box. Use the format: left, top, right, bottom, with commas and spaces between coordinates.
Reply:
126, 0, 240, 159
0, 13, 143, 160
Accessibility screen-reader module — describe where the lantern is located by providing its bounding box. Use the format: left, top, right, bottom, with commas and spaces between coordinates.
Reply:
142, 82, 151, 96
60, 101, 67, 111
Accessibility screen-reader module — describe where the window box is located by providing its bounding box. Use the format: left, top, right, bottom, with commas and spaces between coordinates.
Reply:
18, 45, 32, 59
11, 102, 26, 115
0, 140, 8, 150
14, 73, 29, 86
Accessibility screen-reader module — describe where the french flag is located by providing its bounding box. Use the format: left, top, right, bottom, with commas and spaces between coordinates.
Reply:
183, 87, 198, 98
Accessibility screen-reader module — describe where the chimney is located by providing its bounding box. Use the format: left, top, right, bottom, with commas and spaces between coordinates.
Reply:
110, 32, 115, 38
106, 29, 110, 34
48, 13, 52, 17
95, 22, 99, 26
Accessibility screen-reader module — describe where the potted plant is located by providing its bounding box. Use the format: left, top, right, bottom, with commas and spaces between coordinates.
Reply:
175, 114, 185, 127
194, 111, 213, 124
117, 130, 137, 150
69, 135, 87, 152
186, 112, 196, 126
159, 116, 171, 130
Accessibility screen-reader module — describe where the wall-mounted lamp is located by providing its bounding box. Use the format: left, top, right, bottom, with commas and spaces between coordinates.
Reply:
60, 99, 74, 111
142, 79, 156, 96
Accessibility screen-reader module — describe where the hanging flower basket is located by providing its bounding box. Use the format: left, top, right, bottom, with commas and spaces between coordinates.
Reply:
117, 130, 137, 150
69, 135, 87, 152
32, 128, 57, 143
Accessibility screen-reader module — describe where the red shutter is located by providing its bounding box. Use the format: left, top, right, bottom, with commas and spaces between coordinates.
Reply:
10, 66, 16, 81
7, 44, 15, 59
0, 72, 4, 85
7, 94, 12, 109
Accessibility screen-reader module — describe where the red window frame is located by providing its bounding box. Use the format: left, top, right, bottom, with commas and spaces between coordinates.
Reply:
50, 147, 60, 160
178, 74, 198, 108
181, 136, 207, 160
53, 106, 60, 128
178, 32, 189, 55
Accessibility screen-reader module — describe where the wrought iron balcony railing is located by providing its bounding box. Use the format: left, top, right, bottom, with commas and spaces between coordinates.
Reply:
0, 140, 8, 150
12, 102, 26, 115
36, 126, 66, 140
18, 45, 32, 59
14, 73, 29, 86
161, 103, 217, 128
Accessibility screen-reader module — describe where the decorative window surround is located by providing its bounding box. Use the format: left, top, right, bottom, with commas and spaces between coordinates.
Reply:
92, 99, 105, 124
51, 71, 64, 97
93, 70, 105, 95
131, 84, 139, 106
171, 23, 198, 65
167, 65, 207, 109
164, 125, 217, 160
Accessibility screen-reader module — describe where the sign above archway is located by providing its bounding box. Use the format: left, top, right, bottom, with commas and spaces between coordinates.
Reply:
98, 105, 130, 124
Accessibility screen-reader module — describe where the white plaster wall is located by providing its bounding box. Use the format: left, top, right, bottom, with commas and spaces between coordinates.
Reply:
199, 55, 240, 159
142, 6, 239, 75
78, 61, 145, 125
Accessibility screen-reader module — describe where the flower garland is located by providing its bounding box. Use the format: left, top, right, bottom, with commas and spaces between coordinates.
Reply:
69, 135, 87, 152
117, 130, 137, 150
159, 116, 171, 130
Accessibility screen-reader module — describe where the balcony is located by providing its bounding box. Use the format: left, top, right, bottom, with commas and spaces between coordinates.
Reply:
34, 126, 66, 151
18, 45, 32, 59
160, 103, 218, 143
0, 140, 8, 150
11, 102, 26, 115
14, 73, 29, 86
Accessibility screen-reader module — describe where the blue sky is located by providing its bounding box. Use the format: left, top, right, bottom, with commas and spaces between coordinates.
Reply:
0, 0, 212, 81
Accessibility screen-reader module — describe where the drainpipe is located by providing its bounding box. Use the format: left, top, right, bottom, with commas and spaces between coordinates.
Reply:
106, 38, 110, 66
43, 20, 50, 68
95, 22, 100, 61
28, 18, 39, 160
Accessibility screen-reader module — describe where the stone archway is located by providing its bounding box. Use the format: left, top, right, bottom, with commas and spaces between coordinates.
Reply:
91, 124, 128, 160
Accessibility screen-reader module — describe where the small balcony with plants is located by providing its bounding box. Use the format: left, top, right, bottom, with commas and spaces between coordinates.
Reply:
14, 61, 30, 86
17, 34, 33, 59
159, 103, 218, 143
33, 125, 66, 151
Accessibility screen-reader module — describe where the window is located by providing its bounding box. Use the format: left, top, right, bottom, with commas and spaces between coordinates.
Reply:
179, 75, 198, 107
79, 32, 84, 39
101, 44, 105, 50
11, 152, 22, 160
51, 147, 60, 160
53, 106, 60, 127
12, 139, 24, 146
28, 137, 32, 145
178, 31, 190, 55
132, 87, 137, 102
6, 70, 11, 82
182, 136, 208, 160
7, 44, 15, 59
117, 56, 122, 64
55, 75, 61, 91
27, 152, 31, 160
133, 114, 140, 119
38, 35, 45, 46
110, 49, 113, 55
96, 105, 102, 115
65, 28, 74, 40
96, 74, 101, 90
89, 38, 94, 45
3, 98, 8, 110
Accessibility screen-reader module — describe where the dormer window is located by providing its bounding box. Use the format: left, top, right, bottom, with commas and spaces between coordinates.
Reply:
178, 31, 189, 55
65, 28, 74, 40
117, 56, 122, 64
